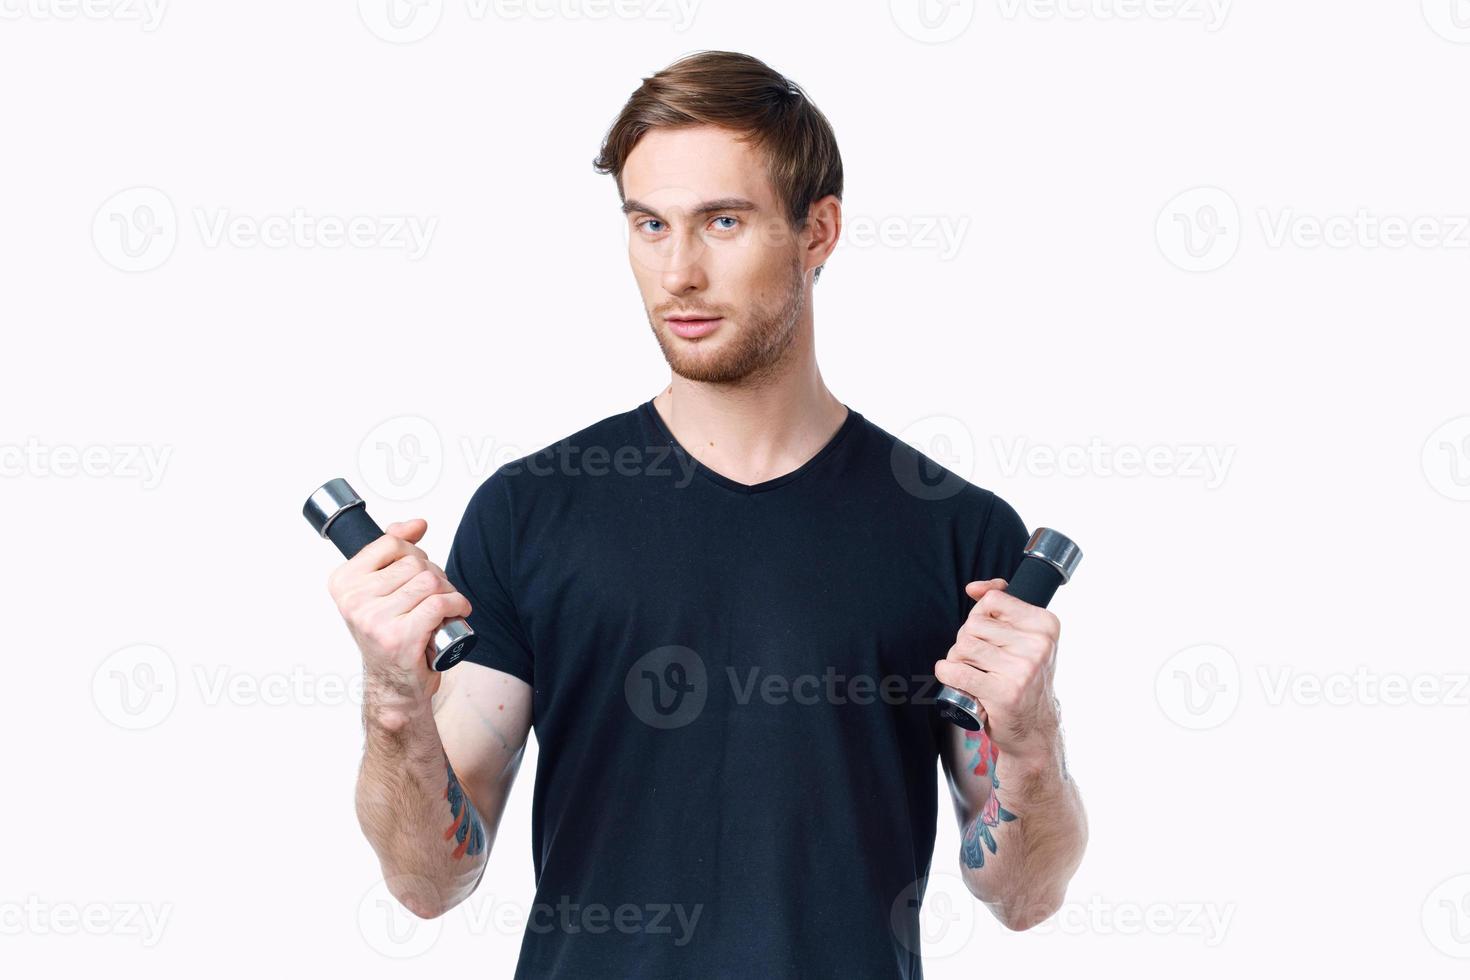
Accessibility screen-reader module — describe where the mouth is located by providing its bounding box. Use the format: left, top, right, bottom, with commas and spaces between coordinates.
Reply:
665, 315, 723, 339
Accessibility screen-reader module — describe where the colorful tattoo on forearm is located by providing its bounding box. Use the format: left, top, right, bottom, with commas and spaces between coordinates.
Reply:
960, 728, 1016, 869
443, 758, 485, 860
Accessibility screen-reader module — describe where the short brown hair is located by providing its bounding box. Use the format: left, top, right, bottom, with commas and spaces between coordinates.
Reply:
593, 50, 843, 281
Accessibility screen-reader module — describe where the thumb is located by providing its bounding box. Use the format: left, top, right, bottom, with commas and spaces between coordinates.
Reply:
964, 577, 1008, 601
384, 518, 428, 544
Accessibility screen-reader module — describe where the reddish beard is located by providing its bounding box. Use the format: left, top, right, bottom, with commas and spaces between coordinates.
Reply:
648, 259, 806, 385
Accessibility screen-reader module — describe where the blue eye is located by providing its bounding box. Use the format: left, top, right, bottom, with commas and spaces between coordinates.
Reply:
712, 216, 738, 230
638, 219, 665, 234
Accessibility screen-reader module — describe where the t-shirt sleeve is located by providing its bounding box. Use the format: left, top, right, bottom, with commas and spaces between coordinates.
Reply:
443, 469, 535, 686
971, 491, 1031, 586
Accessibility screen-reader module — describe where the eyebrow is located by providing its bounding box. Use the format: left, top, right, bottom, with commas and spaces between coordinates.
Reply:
621, 197, 760, 220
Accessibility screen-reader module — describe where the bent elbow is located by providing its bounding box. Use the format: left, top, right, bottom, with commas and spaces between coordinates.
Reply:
384, 873, 454, 920
997, 892, 1064, 932
398, 894, 449, 920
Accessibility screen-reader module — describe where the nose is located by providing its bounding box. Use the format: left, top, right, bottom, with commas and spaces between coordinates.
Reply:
659, 229, 709, 295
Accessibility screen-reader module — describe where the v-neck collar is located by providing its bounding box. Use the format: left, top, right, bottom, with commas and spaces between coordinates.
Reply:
637, 398, 859, 495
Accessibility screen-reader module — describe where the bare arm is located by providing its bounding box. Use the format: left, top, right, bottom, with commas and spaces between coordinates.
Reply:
328, 517, 533, 919
356, 662, 532, 918
938, 713, 1086, 930
934, 577, 1088, 930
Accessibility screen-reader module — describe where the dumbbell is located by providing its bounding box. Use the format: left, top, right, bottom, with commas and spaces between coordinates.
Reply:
934, 527, 1082, 731
303, 478, 476, 672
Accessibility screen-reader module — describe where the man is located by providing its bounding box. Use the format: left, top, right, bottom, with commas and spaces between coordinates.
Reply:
327, 50, 1087, 979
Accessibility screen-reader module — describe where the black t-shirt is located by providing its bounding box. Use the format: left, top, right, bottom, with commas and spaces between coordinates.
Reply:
443, 399, 1030, 980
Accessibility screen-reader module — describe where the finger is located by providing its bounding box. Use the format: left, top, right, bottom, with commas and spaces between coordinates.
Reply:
934, 658, 1002, 704
963, 578, 1008, 602
383, 566, 455, 617
959, 612, 1028, 648
945, 636, 1006, 672
403, 589, 472, 640
946, 640, 1031, 684
972, 586, 1057, 635
385, 518, 428, 543
348, 523, 428, 574
366, 553, 439, 597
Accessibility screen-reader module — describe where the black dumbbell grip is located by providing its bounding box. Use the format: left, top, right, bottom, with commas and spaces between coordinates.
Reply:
324, 504, 387, 561
1002, 554, 1066, 610
935, 527, 1081, 731
304, 480, 477, 672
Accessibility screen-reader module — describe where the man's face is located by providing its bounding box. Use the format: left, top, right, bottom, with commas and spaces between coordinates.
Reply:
621, 125, 808, 385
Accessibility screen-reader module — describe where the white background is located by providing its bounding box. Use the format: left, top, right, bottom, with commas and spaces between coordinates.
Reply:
3, 0, 1468, 976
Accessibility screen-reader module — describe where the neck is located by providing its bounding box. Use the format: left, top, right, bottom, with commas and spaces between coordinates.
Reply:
651, 322, 847, 487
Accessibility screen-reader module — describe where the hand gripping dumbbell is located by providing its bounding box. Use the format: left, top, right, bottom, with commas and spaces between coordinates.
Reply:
934, 527, 1082, 731
303, 478, 476, 672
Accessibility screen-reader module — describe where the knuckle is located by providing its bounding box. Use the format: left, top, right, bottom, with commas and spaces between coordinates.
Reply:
423, 592, 461, 617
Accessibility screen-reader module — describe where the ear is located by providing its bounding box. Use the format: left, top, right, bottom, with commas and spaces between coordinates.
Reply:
802, 194, 842, 278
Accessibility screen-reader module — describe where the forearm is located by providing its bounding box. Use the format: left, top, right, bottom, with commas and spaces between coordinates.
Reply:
957, 733, 1087, 930
355, 688, 489, 918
